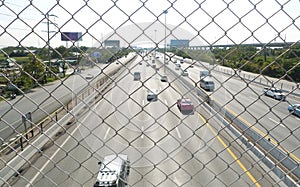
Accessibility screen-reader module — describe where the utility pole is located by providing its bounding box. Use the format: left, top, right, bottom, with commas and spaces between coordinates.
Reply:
43, 13, 58, 78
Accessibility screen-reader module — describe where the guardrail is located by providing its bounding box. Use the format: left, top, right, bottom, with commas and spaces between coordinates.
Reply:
0, 54, 137, 185
174, 55, 300, 98
164, 59, 299, 186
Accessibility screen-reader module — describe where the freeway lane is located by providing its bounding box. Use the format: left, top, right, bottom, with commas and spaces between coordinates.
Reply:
13, 55, 282, 186
170, 58, 300, 162
0, 54, 135, 143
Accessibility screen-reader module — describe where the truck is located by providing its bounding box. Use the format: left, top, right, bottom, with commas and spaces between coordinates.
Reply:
200, 77, 215, 91
177, 98, 194, 114
263, 87, 286, 100
94, 154, 130, 187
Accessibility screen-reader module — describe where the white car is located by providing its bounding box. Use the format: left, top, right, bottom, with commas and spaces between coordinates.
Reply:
85, 74, 94, 79
182, 70, 188, 76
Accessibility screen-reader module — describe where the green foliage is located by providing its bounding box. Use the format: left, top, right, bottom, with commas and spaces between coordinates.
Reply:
212, 45, 300, 82
51, 46, 72, 59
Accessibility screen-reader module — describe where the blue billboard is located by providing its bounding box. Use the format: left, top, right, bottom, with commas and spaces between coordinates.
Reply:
61, 32, 82, 41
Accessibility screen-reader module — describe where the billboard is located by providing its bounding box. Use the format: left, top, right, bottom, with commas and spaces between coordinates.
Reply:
61, 32, 82, 41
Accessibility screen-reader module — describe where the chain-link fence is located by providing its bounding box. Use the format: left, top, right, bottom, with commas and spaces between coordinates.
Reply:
0, 0, 300, 186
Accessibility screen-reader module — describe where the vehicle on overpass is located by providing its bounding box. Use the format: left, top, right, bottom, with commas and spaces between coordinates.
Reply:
94, 154, 130, 187
177, 98, 194, 114
288, 104, 300, 117
200, 77, 215, 91
263, 87, 286, 101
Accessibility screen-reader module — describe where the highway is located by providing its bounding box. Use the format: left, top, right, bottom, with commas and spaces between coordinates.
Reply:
11, 54, 286, 186
0, 54, 135, 144
174, 57, 300, 161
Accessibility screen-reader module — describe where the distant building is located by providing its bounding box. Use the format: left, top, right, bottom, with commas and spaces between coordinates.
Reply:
104, 40, 120, 48
170, 39, 190, 48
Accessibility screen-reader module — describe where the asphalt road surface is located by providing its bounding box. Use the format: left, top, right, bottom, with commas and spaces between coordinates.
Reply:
13, 54, 286, 186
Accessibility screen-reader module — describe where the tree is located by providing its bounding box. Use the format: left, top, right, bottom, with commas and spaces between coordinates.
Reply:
51, 46, 71, 59
23, 54, 46, 84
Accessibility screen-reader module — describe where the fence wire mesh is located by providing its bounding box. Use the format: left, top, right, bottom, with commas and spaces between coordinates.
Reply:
0, 0, 300, 186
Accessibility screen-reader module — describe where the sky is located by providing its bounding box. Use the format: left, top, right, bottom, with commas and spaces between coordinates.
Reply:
0, 0, 299, 48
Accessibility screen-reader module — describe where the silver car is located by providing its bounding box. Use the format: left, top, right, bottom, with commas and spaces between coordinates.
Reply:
288, 104, 300, 117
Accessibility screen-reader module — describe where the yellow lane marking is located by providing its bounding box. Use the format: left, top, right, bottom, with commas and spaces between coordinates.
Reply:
224, 104, 300, 163
198, 114, 261, 187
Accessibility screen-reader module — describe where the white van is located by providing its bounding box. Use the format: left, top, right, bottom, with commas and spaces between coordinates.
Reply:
94, 154, 130, 187
200, 77, 215, 91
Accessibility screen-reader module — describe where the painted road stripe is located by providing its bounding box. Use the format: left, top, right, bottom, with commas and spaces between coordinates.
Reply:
223, 104, 300, 163
28, 95, 105, 186
141, 126, 144, 139
198, 114, 261, 187
175, 127, 181, 139
104, 127, 110, 140
268, 118, 286, 128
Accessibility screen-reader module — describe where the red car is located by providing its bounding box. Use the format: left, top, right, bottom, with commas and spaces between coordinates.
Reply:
177, 98, 194, 114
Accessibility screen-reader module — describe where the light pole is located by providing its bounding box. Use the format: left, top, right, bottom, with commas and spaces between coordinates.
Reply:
44, 13, 58, 77
154, 29, 157, 56
163, 10, 168, 72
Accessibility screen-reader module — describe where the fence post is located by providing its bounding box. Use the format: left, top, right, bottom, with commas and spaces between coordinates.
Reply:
22, 115, 28, 140
26, 112, 33, 137
40, 121, 43, 134
18, 134, 23, 151
55, 112, 58, 121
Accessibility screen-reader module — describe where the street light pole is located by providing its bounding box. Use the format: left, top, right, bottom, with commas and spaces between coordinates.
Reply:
44, 13, 58, 77
154, 29, 157, 56
163, 10, 168, 73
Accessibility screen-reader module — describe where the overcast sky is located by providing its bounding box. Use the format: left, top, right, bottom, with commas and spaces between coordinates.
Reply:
0, 0, 299, 48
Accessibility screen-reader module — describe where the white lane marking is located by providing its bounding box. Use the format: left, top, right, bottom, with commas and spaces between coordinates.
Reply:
28, 116, 87, 186
28, 96, 104, 186
249, 96, 257, 100
176, 127, 181, 139
141, 126, 144, 139
142, 100, 145, 106
104, 127, 110, 140
164, 99, 168, 105
268, 118, 286, 128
